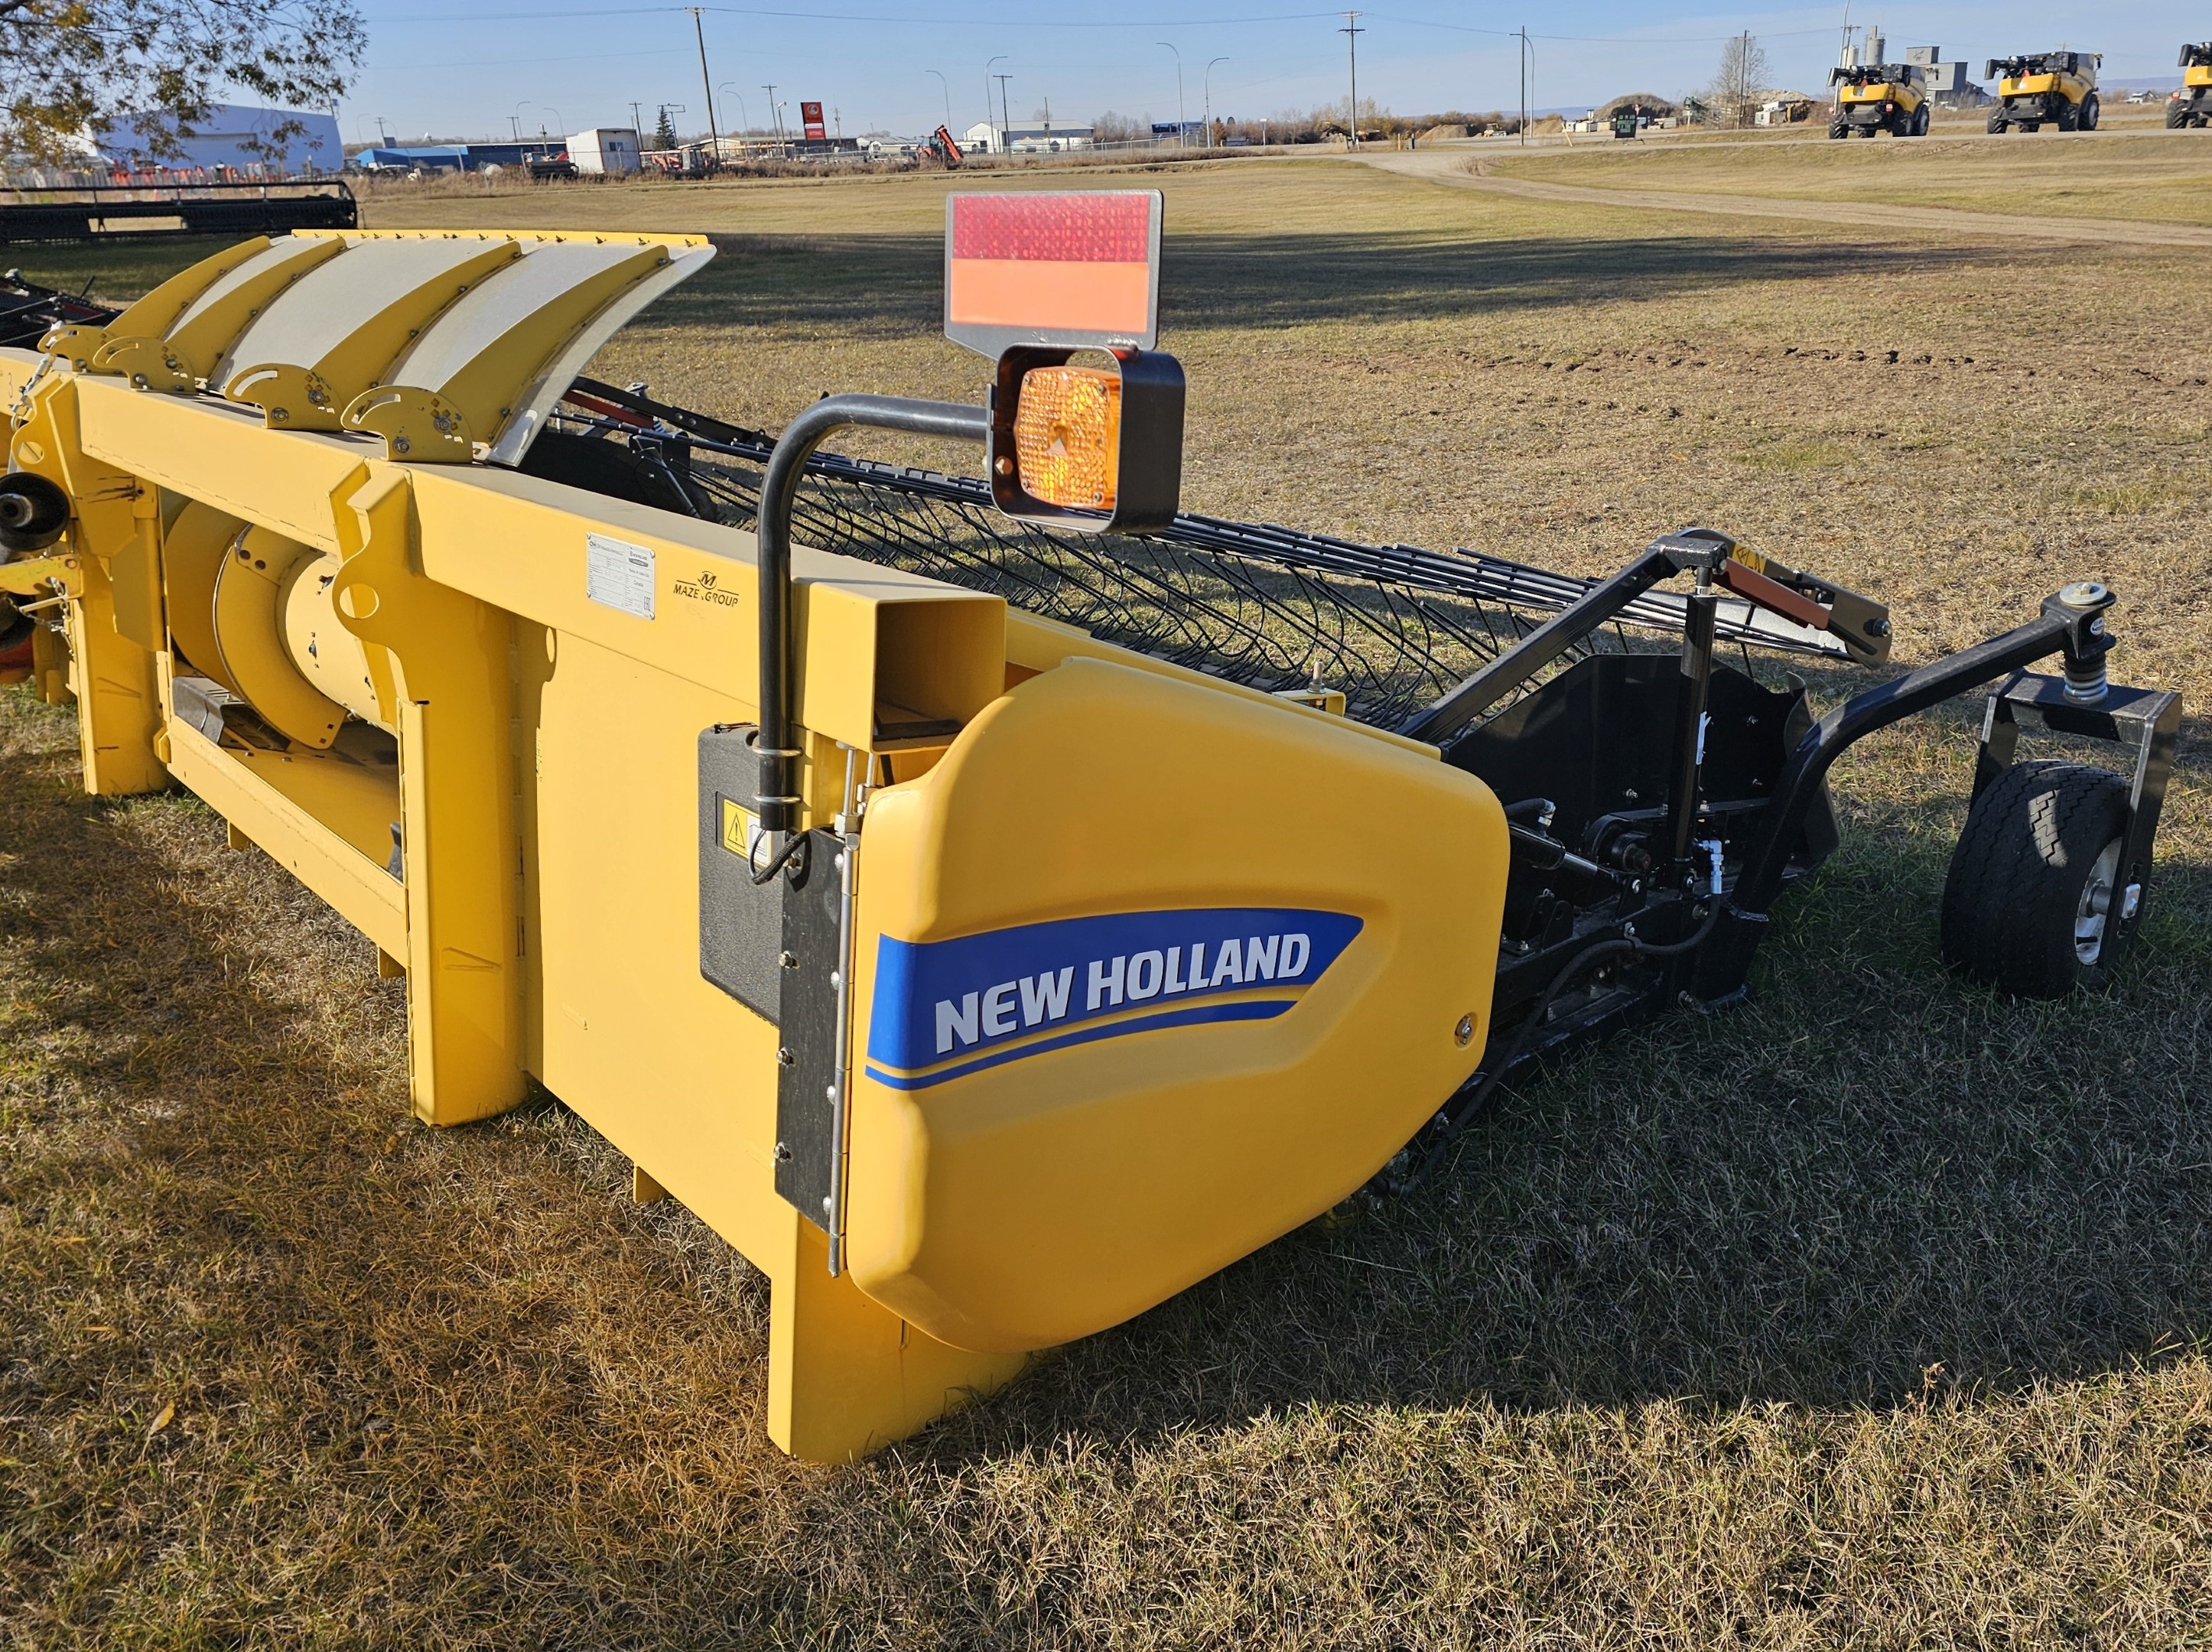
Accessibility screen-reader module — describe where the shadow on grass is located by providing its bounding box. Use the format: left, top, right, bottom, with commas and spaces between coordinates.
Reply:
4, 687, 2205, 1477
923, 808, 2212, 1457
0, 702, 776, 1631
634, 230, 2002, 340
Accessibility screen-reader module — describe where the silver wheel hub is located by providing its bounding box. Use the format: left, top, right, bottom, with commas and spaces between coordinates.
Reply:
2074, 836, 2124, 965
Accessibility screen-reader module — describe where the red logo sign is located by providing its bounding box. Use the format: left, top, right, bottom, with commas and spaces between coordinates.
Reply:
801, 100, 826, 141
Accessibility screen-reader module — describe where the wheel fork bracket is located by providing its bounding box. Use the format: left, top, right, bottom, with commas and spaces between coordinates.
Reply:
1973, 672, 2182, 964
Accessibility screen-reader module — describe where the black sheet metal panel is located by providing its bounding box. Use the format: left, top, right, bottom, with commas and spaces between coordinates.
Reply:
774, 829, 845, 1231
0, 184, 356, 246
1443, 654, 1839, 872
698, 723, 785, 1019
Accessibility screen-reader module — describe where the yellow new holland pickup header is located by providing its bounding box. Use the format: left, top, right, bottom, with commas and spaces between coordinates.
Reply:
0, 203, 2177, 1459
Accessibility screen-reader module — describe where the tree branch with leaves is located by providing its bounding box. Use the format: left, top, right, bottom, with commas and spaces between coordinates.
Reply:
1, 0, 364, 165
1701, 32, 1773, 129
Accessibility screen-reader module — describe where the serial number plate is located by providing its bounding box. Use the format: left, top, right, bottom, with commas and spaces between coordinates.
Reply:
585, 532, 655, 620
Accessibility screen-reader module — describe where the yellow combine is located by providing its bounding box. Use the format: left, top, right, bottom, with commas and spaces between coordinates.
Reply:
0, 203, 2180, 1459
2171, 43, 2212, 128
1986, 50, 2103, 133
1827, 63, 1930, 138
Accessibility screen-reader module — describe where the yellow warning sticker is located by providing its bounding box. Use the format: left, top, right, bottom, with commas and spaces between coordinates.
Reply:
720, 795, 753, 858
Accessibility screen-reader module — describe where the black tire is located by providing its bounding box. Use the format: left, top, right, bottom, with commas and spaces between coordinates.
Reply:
1988, 113, 2008, 134
2169, 102, 2190, 128
1829, 118, 1849, 139
2080, 93, 2100, 131
1911, 105, 1928, 136
1940, 761, 2135, 997
2022, 121, 2041, 133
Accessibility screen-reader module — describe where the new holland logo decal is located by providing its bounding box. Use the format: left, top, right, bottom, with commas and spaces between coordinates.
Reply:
864, 906, 1361, 1090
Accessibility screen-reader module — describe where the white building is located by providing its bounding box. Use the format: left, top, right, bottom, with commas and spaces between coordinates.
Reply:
568, 128, 640, 176
95, 103, 343, 174
960, 121, 1095, 154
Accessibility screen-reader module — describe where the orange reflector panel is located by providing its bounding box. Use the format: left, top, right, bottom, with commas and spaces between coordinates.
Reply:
1011, 365, 1121, 511
945, 190, 1161, 356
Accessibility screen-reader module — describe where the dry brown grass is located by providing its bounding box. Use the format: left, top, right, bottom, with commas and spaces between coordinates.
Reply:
5, 151, 2211, 1647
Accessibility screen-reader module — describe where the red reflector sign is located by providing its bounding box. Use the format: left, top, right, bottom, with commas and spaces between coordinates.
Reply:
945, 189, 1162, 356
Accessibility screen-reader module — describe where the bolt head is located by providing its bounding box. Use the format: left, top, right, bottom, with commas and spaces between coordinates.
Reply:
1454, 1013, 1475, 1047
2059, 580, 2109, 609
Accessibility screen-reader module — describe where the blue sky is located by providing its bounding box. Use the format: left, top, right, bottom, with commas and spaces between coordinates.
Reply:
341, 0, 2197, 145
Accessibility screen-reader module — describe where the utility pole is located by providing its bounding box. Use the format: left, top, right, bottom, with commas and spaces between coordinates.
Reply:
994, 73, 1013, 151
686, 8, 721, 163
629, 100, 644, 140
1739, 29, 1752, 125
985, 54, 1007, 152
1517, 27, 1532, 145
1339, 13, 1363, 148
763, 84, 782, 152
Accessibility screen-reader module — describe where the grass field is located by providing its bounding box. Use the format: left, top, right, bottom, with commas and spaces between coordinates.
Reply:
1487, 128, 2212, 226
5, 144, 2211, 1647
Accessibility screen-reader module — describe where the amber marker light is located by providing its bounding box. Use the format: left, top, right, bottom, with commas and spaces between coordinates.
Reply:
1011, 364, 1122, 510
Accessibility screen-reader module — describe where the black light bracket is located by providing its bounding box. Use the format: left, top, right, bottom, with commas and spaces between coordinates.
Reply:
986, 344, 1185, 535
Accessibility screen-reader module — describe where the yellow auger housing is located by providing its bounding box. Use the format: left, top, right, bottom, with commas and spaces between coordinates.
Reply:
0, 224, 1509, 1459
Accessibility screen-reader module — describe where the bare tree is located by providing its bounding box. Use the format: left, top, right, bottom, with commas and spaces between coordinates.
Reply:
1, 0, 365, 165
1702, 32, 1773, 128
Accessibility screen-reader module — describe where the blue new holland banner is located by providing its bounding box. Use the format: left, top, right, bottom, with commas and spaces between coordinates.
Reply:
864, 906, 1363, 1090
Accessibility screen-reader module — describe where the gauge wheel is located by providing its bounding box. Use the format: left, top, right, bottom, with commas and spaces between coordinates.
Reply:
1940, 760, 2136, 997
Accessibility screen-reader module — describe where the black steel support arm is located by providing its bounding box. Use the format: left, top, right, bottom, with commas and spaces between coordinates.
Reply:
1397, 529, 1736, 747
1730, 587, 2113, 918
1397, 545, 1677, 744
753, 394, 989, 856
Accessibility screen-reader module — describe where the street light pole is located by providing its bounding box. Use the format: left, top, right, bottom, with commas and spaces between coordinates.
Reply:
509, 100, 529, 142
719, 83, 750, 150
984, 53, 1007, 153
1339, 12, 1363, 148
763, 83, 780, 153
1204, 56, 1228, 149
926, 68, 952, 136
994, 73, 1013, 153
1156, 41, 1185, 149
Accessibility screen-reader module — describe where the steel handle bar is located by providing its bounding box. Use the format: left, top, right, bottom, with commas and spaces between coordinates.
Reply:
753, 393, 989, 841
